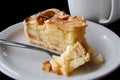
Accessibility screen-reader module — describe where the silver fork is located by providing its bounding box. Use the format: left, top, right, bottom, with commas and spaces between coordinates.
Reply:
0, 39, 60, 56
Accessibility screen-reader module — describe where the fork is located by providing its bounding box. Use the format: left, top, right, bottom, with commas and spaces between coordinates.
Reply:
0, 39, 60, 56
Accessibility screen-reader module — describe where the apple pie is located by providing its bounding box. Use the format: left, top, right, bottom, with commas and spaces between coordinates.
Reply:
23, 8, 94, 76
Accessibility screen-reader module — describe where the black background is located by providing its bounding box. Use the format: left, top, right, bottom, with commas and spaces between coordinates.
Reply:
0, 0, 120, 80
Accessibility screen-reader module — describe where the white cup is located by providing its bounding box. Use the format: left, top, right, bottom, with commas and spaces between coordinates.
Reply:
68, 0, 120, 24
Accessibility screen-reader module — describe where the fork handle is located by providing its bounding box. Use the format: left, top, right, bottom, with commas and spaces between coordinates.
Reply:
0, 39, 60, 56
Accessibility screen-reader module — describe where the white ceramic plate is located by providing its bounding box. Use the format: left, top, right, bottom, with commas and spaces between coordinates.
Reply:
0, 21, 120, 80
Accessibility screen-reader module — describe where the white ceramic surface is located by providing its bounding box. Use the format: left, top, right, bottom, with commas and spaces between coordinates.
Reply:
0, 21, 120, 80
68, 0, 120, 24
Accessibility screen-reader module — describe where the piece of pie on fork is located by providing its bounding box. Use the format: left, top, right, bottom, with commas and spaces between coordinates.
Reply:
23, 8, 94, 76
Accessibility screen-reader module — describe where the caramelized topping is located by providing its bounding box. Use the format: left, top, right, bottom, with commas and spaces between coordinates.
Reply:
36, 11, 56, 25
24, 8, 87, 31
24, 8, 60, 25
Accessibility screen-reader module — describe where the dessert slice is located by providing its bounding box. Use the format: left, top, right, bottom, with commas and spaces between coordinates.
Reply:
23, 8, 93, 54
23, 8, 94, 76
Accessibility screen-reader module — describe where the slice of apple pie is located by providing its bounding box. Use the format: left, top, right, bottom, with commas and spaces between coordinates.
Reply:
23, 8, 94, 76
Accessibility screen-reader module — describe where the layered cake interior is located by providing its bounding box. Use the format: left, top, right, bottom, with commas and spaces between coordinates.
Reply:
23, 8, 94, 76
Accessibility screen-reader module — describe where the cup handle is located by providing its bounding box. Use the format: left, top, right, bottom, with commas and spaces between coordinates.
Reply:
99, 0, 119, 24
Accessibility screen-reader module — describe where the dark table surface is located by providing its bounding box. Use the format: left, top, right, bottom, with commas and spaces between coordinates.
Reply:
0, 0, 120, 80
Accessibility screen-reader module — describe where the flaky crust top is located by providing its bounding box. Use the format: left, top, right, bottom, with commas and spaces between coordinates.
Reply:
24, 8, 87, 31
